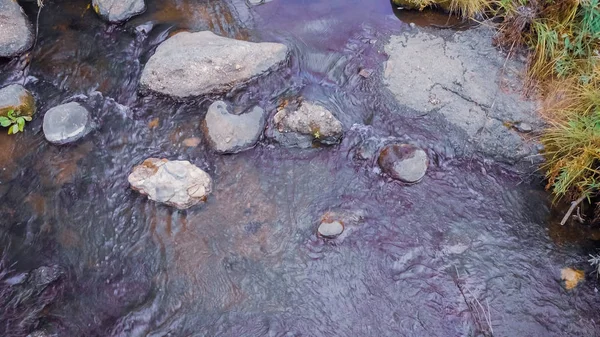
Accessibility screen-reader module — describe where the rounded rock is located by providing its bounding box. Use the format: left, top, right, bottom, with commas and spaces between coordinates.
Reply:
43, 102, 92, 145
203, 101, 266, 153
0, 0, 34, 58
92, 0, 146, 23
378, 144, 428, 183
0, 84, 36, 117
318, 221, 344, 238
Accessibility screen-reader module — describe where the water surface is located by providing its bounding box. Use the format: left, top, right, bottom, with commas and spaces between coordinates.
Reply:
1, 0, 599, 336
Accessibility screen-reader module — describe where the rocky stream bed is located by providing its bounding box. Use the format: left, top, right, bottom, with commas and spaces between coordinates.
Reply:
0, 0, 599, 336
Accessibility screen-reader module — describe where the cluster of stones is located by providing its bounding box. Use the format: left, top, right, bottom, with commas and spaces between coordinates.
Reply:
0, 0, 429, 225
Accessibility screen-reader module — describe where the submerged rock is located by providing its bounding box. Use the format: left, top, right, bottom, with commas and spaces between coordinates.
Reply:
140, 31, 289, 98
29, 265, 63, 289
0, 0, 34, 58
203, 101, 266, 153
272, 102, 343, 148
128, 158, 213, 209
43, 102, 92, 144
378, 144, 428, 183
318, 220, 344, 238
0, 84, 36, 117
93, 0, 146, 23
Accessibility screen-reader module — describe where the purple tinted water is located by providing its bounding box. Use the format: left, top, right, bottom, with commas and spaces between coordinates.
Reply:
0, 0, 598, 336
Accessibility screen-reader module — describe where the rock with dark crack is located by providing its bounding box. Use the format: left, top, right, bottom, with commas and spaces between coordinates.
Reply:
384, 27, 541, 164
128, 158, 213, 209
92, 0, 146, 23
203, 101, 266, 153
272, 102, 343, 148
43, 102, 92, 145
0, 84, 36, 117
378, 144, 428, 183
0, 0, 34, 58
140, 31, 289, 98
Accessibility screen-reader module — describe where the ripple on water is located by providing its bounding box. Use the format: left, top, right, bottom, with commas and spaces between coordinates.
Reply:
0, 0, 599, 336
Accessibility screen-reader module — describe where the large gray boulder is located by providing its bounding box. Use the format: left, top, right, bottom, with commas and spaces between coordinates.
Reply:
92, 0, 146, 23
128, 158, 213, 209
43, 102, 92, 144
0, 84, 36, 117
139, 31, 289, 98
203, 101, 266, 153
384, 27, 541, 164
272, 102, 343, 148
378, 144, 428, 183
0, 0, 34, 58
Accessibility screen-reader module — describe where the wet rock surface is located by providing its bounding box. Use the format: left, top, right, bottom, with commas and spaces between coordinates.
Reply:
384, 27, 541, 164
203, 101, 266, 153
140, 31, 289, 98
0, 0, 34, 58
92, 0, 146, 23
0, 84, 36, 117
128, 158, 213, 209
318, 220, 344, 238
272, 102, 343, 148
42, 102, 92, 144
378, 144, 428, 183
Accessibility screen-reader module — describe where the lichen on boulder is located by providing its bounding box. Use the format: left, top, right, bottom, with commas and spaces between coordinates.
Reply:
271, 101, 343, 148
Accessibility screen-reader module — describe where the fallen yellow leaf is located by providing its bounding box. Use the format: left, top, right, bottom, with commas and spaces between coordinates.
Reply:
561, 268, 585, 290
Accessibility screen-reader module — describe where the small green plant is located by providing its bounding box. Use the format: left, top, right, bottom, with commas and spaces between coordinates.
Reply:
0, 110, 32, 135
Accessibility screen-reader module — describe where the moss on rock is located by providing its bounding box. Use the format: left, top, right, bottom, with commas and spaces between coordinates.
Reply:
0, 84, 36, 118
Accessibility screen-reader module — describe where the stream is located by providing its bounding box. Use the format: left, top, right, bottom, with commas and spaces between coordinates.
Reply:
1, 0, 599, 336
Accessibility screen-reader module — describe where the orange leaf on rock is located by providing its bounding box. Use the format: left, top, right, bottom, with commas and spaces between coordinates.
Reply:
561, 268, 584, 290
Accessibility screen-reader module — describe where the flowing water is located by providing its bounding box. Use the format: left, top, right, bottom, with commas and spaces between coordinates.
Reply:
1, 0, 599, 336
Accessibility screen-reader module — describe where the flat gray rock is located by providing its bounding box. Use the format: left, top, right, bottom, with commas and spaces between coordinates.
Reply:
378, 144, 428, 183
128, 158, 213, 209
384, 27, 541, 164
140, 31, 289, 98
93, 0, 146, 23
43, 102, 91, 144
0, 84, 36, 117
272, 102, 343, 148
203, 101, 266, 153
0, 0, 34, 58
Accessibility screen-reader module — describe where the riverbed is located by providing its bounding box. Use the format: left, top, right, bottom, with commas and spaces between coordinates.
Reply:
1, 0, 599, 336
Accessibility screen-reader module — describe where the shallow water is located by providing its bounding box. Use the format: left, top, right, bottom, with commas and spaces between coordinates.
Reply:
1, 0, 599, 336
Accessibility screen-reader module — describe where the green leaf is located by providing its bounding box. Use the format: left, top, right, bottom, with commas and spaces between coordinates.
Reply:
11, 124, 19, 134
7, 110, 14, 119
22, 116, 32, 122
7, 125, 13, 135
0, 117, 10, 127
18, 120, 24, 132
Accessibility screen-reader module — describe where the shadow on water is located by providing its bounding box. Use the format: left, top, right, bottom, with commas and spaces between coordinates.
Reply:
0, 0, 599, 336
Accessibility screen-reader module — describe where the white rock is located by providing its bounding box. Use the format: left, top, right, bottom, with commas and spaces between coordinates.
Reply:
128, 158, 212, 209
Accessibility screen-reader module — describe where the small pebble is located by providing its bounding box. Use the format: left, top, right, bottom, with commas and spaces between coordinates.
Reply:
516, 122, 533, 133
318, 221, 344, 238
409, 22, 416, 29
